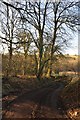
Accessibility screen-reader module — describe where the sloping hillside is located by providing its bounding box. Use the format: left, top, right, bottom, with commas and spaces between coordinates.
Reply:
61, 76, 80, 119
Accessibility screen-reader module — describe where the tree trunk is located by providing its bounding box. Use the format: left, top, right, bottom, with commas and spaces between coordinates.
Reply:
49, 21, 57, 77
8, 40, 13, 76
36, 32, 43, 80
24, 52, 27, 75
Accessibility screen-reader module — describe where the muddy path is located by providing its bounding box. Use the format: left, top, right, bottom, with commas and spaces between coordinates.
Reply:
3, 81, 68, 118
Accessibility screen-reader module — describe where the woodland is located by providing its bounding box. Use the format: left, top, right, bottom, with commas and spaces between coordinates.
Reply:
0, 0, 80, 119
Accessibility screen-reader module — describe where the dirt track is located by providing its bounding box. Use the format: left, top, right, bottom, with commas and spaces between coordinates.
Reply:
3, 81, 67, 118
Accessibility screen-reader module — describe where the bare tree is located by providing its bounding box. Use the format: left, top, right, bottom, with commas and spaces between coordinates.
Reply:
1, 0, 79, 79
48, 0, 79, 77
16, 30, 32, 75
0, 2, 20, 76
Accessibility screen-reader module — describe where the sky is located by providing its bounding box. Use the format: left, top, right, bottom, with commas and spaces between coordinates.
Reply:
0, 0, 79, 55
1, 33, 78, 55
65, 32, 78, 55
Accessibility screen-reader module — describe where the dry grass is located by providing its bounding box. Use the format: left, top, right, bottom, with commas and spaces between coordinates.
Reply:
60, 76, 80, 119
2, 76, 55, 97
61, 76, 80, 109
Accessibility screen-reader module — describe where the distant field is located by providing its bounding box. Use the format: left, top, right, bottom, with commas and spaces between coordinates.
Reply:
59, 71, 78, 76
